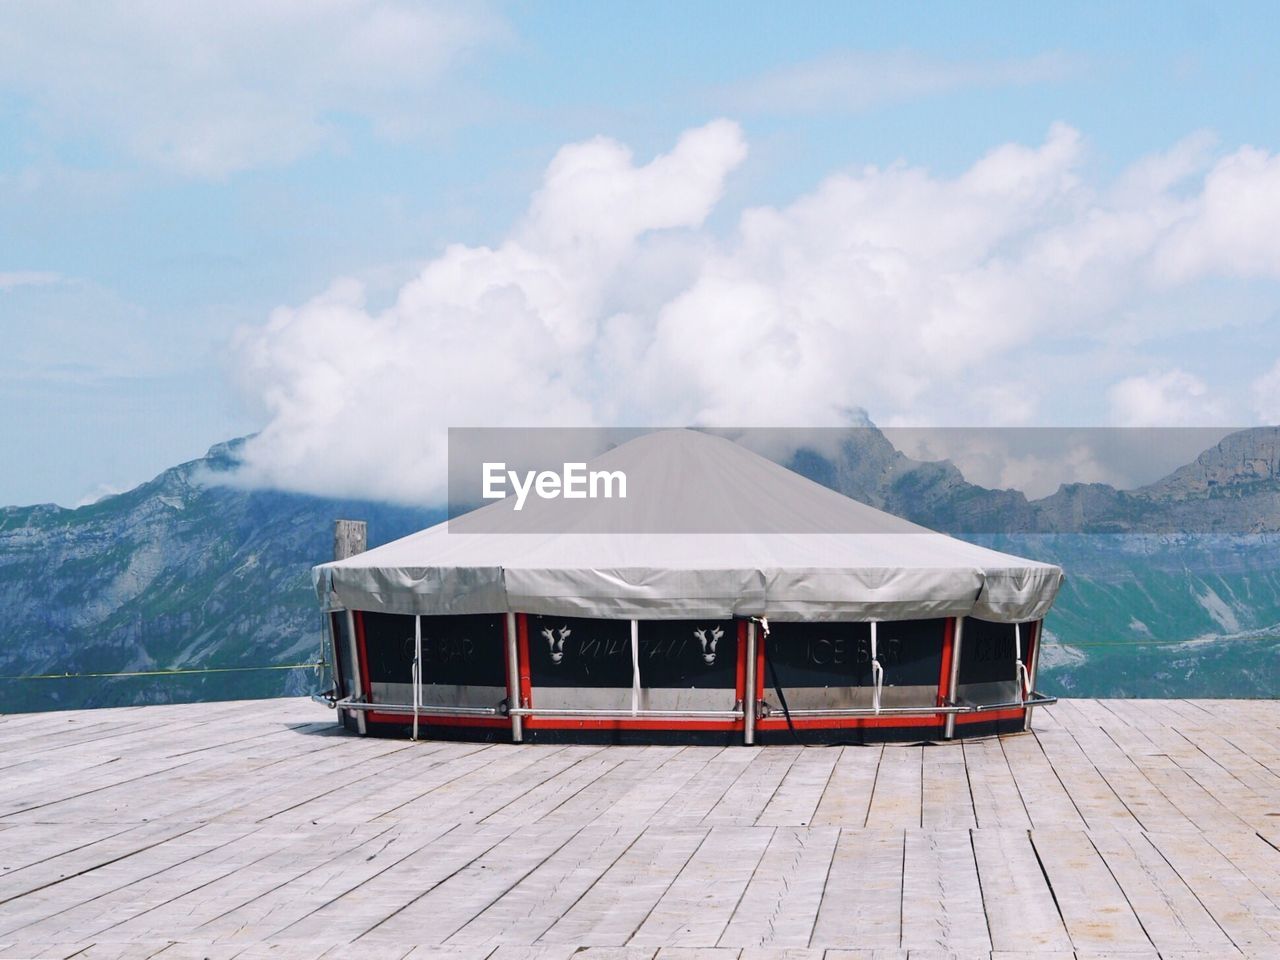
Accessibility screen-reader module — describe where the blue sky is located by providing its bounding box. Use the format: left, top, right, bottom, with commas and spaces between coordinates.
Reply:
3, 1, 1279, 506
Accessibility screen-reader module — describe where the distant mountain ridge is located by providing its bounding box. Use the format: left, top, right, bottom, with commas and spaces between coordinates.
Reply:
786, 426, 1280, 535
2, 425, 1278, 712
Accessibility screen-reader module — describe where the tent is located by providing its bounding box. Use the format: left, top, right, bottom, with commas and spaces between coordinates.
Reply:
313, 430, 1063, 743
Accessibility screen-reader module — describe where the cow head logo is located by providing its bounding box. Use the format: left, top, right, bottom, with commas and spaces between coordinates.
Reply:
541, 625, 571, 664
693, 625, 724, 665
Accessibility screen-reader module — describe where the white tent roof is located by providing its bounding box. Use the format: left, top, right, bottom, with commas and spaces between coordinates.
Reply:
314, 430, 1063, 622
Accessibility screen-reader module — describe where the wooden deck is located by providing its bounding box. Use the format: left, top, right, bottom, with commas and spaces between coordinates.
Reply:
3, 698, 1280, 959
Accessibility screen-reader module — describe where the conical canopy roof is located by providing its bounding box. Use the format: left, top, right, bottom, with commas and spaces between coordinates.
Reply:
315, 430, 1062, 622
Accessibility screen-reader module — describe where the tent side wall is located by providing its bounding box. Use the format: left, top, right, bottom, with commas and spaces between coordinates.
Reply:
322, 610, 1053, 744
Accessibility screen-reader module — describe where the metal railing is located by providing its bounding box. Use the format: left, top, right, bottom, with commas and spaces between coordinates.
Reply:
758, 691, 1058, 720
328, 692, 1055, 724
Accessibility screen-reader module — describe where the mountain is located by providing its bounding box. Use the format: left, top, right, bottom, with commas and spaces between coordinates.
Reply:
0, 440, 439, 713
785, 427, 1280, 698
787, 426, 1280, 535
2, 427, 1278, 712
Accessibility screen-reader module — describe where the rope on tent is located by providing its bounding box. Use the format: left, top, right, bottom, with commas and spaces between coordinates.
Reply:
630, 619, 641, 716
756, 617, 802, 745
0, 662, 324, 681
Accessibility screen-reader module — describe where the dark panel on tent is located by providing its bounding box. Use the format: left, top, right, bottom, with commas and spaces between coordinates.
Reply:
637, 619, 739, 689
528, 615, 634, 688
765, 620, 944, 688
875, 619, 947, 687
362, 612, 506, 687
527, 615, 740, 689
958, 619, 1024, 685
766, 622, 866, 688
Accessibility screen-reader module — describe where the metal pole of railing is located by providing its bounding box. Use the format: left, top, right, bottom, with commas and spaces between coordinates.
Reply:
944, 617, 965, 740
323, 612, 342, 727
333, 520, 368, 736
870, 621, 883, 715
506, 612, 523, 743
412, 614, 422, 741
344, 610, 367, 735
1024, 619, 1043, 732
744, 620, 757, 745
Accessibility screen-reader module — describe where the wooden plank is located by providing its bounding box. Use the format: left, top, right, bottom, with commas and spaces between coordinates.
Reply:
919, 746, 975, 830
754, 750, 837, 827
997, 733, 1086, 830
963, 738, 1029, 830
809, 829, 903, 949
1028, 829, 1154, 954
357, 819, 585, 945
1090, 828, 1236, 954
899, 828, 989, 955
970, 828, 1071, 953
629, 825, 774, 947
194, 822, 457, 941
863, 748, 921, 830
448, 821, 648, 947
1031, 728, 1138, 830
703, 749, 801, 826
1146, 829, 1280, 951
716, 826, 838, 947
653, 752, 755, 824
539, 826, 709, 946
809, 746, 881, 827
271, 823, 516, 944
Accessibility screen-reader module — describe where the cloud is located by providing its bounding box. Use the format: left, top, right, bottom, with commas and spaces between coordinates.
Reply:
1108, 370, 1227, 427
1253, 358, 1280, 424
234, 121, 1280, 503
233, 120, 748, 502
0, 271, 61, 291
719, 50, 1077, 114
1152, 146, 1280, 281
0, 1, 504, 177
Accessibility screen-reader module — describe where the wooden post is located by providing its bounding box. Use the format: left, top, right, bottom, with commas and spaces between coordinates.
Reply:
333, 519, 367, 560
334, 520, 368, 734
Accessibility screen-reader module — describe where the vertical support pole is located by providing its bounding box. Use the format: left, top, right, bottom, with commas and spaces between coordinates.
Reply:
944, 616, 965, 740
870, 621, 883, 715
629, 619, 641, 716
325, 612, 343, 728
333, 519, 368, 735
345, 610, 367, 735
1024, 619, 1043, 732
744, 620, 757, 745
412, 614, 422, 742
506, 612, 523, 743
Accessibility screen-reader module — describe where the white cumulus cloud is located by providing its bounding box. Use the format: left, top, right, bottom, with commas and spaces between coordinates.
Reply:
1253, 358, 1280, 424
234, 120, 1280, 503
233, 120, 748, 502
1108, 370, 1227, 427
